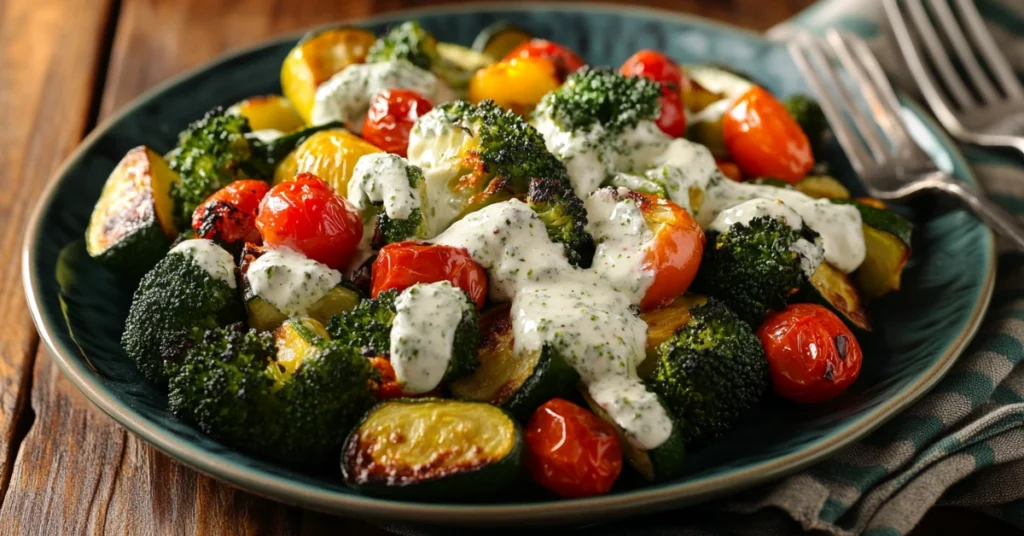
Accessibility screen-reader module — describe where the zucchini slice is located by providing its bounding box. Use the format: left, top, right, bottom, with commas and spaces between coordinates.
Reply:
580, 386, 686, 482
240, 244, 361, 331
639, 294, 706, 378
86, 146, 179, 278
835, 199, 913, 299
448, 305, 578, 419
795, 175, 850, 200
800, 262, 871, 332
342, 398, 523, 499
435, 42, 494, 91
471, 22, 534, 61
270, 317, 330, 389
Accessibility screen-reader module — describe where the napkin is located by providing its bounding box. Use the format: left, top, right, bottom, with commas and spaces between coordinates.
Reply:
386, 2, 1024, 535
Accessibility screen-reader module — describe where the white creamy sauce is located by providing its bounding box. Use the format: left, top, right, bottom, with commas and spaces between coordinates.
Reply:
348, 153, 422, 220
585, 187, 656, 302
310, 61, 453, 131
246, 248, 342, 316
405, 108, 480, 236
431, 200, 672, 450
246, 129, 286, 143
533, 110, 866, 273
169, 239, 236, 288
390, 281, 471, 395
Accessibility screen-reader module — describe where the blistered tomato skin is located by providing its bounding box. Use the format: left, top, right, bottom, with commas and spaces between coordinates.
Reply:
371, 242, 488, 309
503, 39, 585, 80
627, 191, 705, 311
362, 89, 433, 158
192, 180, 270, 247
525, 398, 623, 498
722, 86, 815, 183
757, 303, 863, 403
619, 51, 688, 137
255, 173, 363, 269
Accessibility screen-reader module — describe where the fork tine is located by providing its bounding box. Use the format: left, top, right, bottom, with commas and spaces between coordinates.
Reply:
787, 36, 873, 175
925, 0, 1000, 103
904, 0, 976, 110
884, 0, 962, 129
826, 30, 918, 154
953, 0, 1024, 99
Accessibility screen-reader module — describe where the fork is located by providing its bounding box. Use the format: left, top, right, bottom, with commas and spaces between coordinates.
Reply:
884, 0, 1024, 156
788, 30, 1024, 250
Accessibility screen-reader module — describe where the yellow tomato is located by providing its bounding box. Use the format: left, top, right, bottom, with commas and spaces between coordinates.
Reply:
469, 57, 559, 115
273, 129, 382, 196
232, 95, 304, 132
281, 28, 377, 124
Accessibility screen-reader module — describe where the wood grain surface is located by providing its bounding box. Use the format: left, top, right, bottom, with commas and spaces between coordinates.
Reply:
0, 0, 1019, 534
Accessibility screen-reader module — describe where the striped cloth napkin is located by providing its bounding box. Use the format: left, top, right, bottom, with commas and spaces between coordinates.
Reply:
388, 2, 1024, 535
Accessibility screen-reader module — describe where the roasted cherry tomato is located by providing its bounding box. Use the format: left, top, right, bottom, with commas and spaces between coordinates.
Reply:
362, 89, 433, 158
525, 398, 622, 498
620, 51, 688, 137
256, 173, 363, 269
627, 191, 705, 311
191, 180, 270, 249
757, 303, 863, 403
372, 242, 488, 309
722, 86, 815, 183
503, 39, 585, 80
469, 56, 560, 115
619, 49, 688, 93
716, 160, 743, 182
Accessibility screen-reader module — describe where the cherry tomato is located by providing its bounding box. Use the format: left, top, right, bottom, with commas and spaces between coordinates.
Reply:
362, 89, 433, 157
372, 242, 488, 309
716, 160, 743, 182
626, 191, 705, 311
503, 39, 585, 80
525, 398, 622, 498
619, 49, 689, 93
722, 86, 815, 183
191, 180, 270, 249
256, 173, 363, 269
655, 88, 687, 138
757, 303, 863, 403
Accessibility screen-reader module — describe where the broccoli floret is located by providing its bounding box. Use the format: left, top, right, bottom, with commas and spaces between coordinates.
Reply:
648, 298, 769, 446
326, 288, 479, 381
121, 248, 241, 385
167, 323, 376, 468
527, 176, 594, 267
366, 21, 438, 71
167, 107, 272, 227
695, 216, 818, 325
784, 95, 829, 159
352, 155, 429, 247
537, 66, 661, 136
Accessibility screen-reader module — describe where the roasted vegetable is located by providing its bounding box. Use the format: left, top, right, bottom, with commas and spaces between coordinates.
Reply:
121, 240, 241, 385
341, 398, 523, 499
273, 129, 382, 195
537, 66, 661, 137
230, 95, 304, 133
639, 294, 706, 377
647, 298, 769, 447
346, 153, 430, 247
798, 262, 871, 332
167, 319, 376, 468
448, 305, 579, 419
280, 27, 377, 123
86, 146, 179, 278
783, 94, 829, 160
795, 175, 850, 200
471, 22, 534, 61
367, 21, 438, 70
836, 199, 913, 299
696, 215, 820, 326
469, 57, 560, 114
526, 176, 594, 267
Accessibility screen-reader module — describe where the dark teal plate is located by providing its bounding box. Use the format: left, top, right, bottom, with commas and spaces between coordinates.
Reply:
23, 3, 995, 527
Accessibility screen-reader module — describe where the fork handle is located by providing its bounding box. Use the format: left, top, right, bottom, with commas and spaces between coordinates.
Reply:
933, 177, 1024, 251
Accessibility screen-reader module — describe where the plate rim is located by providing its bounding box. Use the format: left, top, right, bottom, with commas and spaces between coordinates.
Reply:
21, 2, 997, 526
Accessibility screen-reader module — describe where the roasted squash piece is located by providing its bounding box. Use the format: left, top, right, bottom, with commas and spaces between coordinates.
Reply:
86, 146, 178, 278
272, 129, 382, 195
281, 28, 377, 124
801, 262, 871, 332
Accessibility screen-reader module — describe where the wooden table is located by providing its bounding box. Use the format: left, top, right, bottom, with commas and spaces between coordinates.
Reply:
0, 0, 1020, 534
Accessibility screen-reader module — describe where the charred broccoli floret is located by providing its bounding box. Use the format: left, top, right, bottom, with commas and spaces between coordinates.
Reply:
326, 287, 479, 382
537, 66, 661, 136
784, 95, 829, 160
348, 153, 430, 247
648, 299, 769, 447
696, 215, 820, 325
167, 320, 376, 468
527, 176, 594, 267
367, 20, 438, 71
121, 241, 242, 385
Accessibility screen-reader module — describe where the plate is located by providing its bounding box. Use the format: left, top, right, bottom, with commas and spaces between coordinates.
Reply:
23, 3, 995, 527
